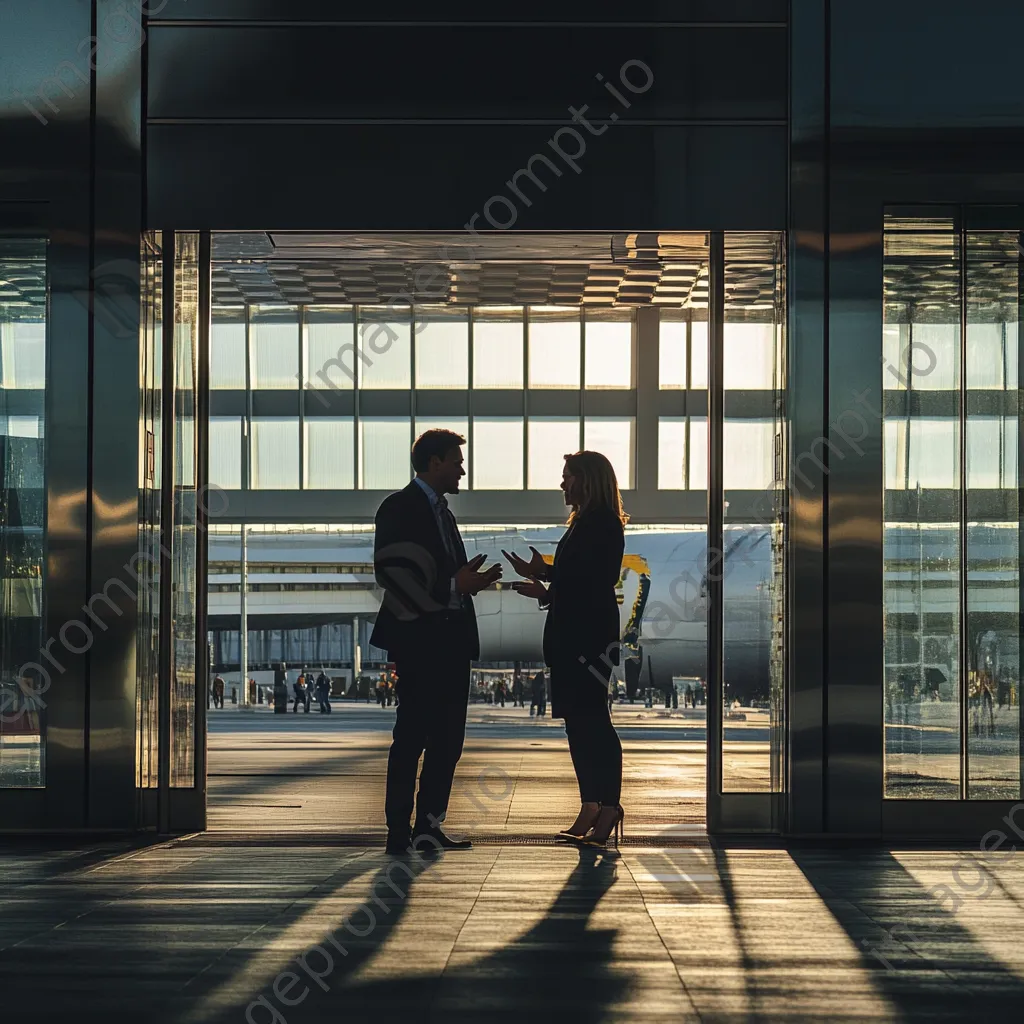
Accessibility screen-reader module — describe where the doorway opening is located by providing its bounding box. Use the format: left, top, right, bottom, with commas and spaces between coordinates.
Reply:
135, 230, 787, 838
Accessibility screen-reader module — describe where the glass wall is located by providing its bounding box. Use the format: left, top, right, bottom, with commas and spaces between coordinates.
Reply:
170, 234, 199, 789
883, 211, 1020, 800
0, 238, 47, 788
720, 233, 787, 793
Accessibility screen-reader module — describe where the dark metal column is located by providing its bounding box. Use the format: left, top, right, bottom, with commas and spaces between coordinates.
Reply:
786, 0, 828, 834
706, 231, 725, 824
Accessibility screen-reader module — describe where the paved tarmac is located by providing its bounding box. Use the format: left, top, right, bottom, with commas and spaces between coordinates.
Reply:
207, 702, 754, 835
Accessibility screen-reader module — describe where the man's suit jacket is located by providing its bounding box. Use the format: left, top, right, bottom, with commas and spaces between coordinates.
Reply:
542, 506, 624, 669
369, 481, 481, 660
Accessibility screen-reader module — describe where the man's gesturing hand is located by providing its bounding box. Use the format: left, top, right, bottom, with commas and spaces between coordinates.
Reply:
455, 553, 503, 595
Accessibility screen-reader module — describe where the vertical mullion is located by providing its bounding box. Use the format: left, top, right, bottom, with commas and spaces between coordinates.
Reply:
353, 306, 361, 489
410, 305, 416, 480
467, 306, 475, 490
685, 311, 692, 490
523, 306, 529, 490
959, 212, 969, 800
244, 301, 252, 489
580, 310, 586, 454
708, 231, 725, 807
298, 305, 305, 489
1018, 223, 1024, 801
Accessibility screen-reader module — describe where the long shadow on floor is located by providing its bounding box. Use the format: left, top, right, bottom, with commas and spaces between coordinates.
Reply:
190, 845, 627, 1024
790, 848, 1024, 1020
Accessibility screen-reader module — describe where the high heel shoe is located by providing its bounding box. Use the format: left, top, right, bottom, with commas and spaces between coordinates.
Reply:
583, 804, 624, 848
558, 802, 600, 841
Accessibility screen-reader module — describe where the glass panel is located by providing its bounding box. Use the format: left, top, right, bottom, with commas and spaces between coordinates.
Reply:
883, 216, 961, 799
528, 306, 580, 388
358, 306, 411, 389
966, 230, 1019, 799
473, 417, 523, 489
0, 237, 46, 787
658, 311, 687, 389
528, 418, 579, 489
304, 305, 355, 392
691, 320, 709, 389
249, 305, 299, 389
584, 417, 634, 489
251, 417, 300, 489
359, 417, 411, 489
136, 232, 161, 790
305, 418, 355, 489
658, 417, 686, 489
723, 419, 775, 490
210, 305, 246, 389
688, 417, 708, 490
585, 309, 632, 388
722, 231, 786, 794
473, 307, 523, 388
170, 233, 199, 788
415, 306, 468, 388
724, 323, 775, 390
210, 416, 243, 489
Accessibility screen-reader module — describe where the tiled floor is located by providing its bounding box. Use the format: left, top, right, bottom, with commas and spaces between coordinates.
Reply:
2, 836, 1023, 1022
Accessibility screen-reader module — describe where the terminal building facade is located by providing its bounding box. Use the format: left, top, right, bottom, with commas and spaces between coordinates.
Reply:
2, 0, 1024, 837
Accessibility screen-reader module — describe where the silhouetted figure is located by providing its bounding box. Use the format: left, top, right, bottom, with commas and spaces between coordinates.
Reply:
371, 429, 501, 854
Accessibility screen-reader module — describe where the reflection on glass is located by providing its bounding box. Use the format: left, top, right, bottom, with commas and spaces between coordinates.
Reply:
359, 417, 411, 489
884, 418, 960, 490
305, 418, 355, 489
171, 233, 199, 788
689, 417, 708, 490
304, 306, 354, 392
584, 417, 634, 489
473, 417, 523, 489
250, 305, 298, 389
723, 419, 775, 490
966, 230, 1019, 799
358, 307, 411, 389
251, 417, 300, 489
585, 310, 632, 388
415, 306, 468, 389
137, 233, 162, 790
0, 238, 46, 787
528, 307, 580, 388
722, 231, 786, 794
883, 214, 961, 799
210, 416, 243, 489
210, 306, 246, 389
528, 418, 579, 489
473, 307, 523, 388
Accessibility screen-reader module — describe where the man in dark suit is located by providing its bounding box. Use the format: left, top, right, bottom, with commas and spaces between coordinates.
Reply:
370, 429, 502, 855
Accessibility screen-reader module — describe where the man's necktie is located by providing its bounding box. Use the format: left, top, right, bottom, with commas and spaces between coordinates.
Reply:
436, 495, 465, 569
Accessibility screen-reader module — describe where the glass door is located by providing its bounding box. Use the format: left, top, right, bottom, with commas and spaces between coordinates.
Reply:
706, 231, 788, 832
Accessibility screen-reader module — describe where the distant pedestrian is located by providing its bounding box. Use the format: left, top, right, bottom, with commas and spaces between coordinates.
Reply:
292, 675, 306, 713
212, 674, 225, 709
531, 669, 547, 718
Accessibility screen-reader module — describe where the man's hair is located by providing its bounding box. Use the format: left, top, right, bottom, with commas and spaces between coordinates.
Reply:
411, 429, 466, 472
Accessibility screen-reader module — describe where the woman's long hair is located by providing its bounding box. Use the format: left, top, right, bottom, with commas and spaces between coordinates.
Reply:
564, 450, 629, 526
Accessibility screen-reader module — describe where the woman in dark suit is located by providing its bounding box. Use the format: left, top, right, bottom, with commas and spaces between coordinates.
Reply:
504, 450, 627, 847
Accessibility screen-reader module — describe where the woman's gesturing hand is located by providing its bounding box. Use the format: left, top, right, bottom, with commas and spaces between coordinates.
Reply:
502, 546, 547, 580
510, 579, 548, 602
